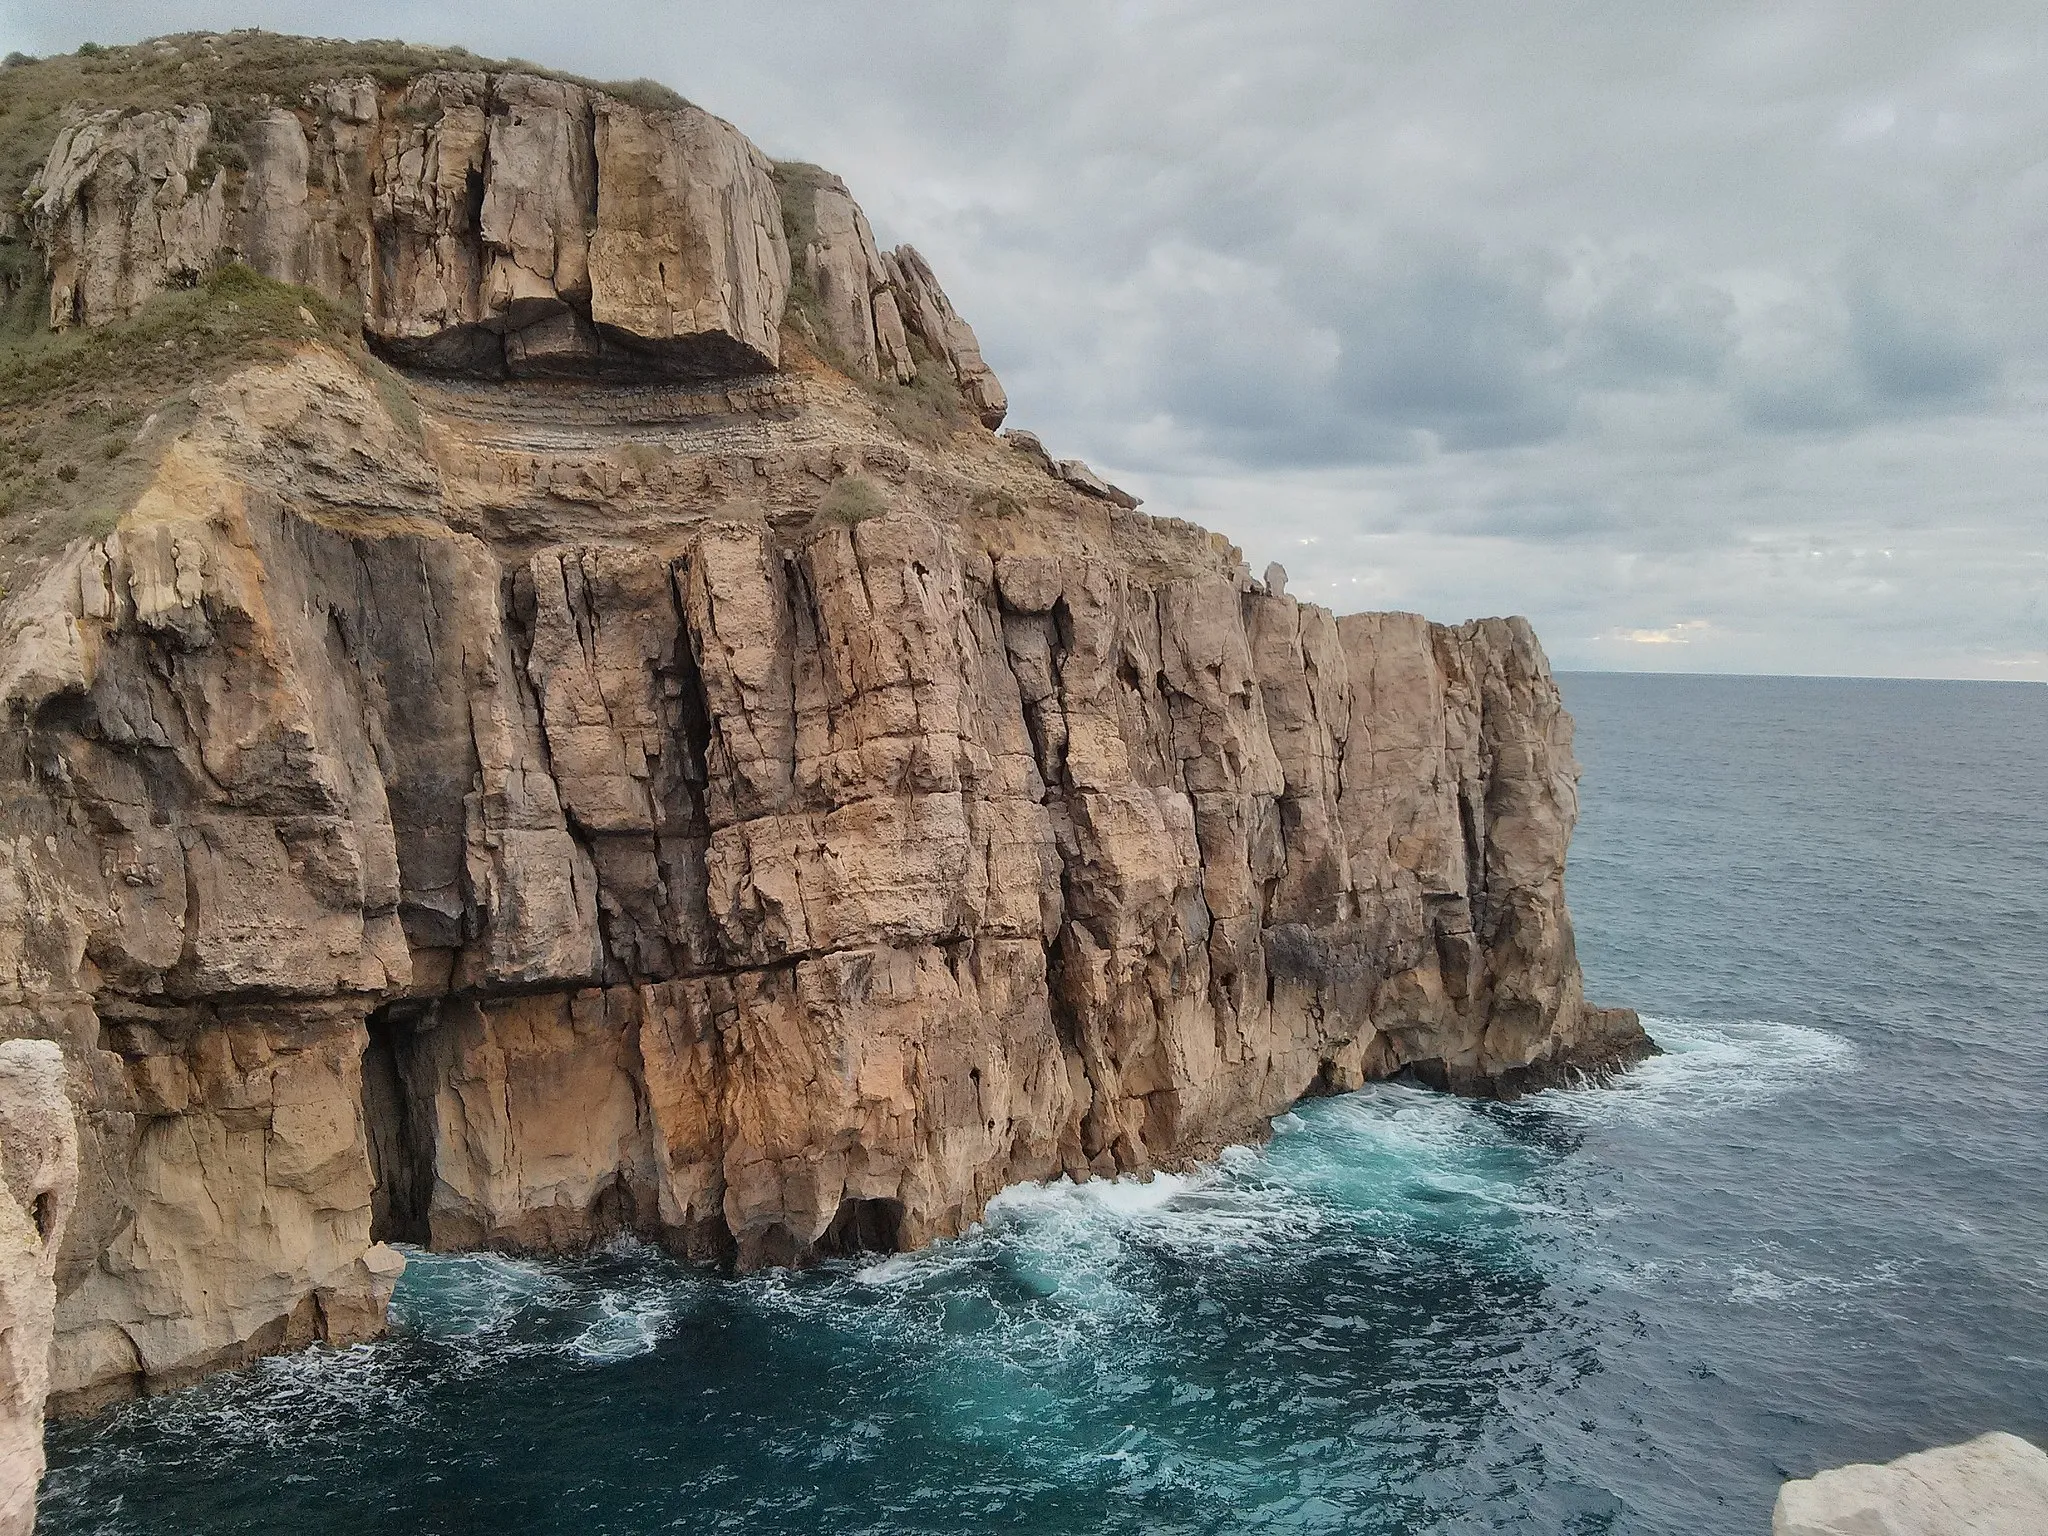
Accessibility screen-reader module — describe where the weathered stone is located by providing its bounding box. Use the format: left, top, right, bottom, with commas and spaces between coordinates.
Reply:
28, 106, 225, 328
25, 72, 793, 381
587, 96, 789, 374
885, 244, 1009, 428
1774, 1433, 2048, 1536
1055, 457, 1141, 508
792, 172, 894, 381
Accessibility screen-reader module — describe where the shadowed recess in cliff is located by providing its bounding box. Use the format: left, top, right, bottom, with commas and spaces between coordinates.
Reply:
362, 1004, 435, 1248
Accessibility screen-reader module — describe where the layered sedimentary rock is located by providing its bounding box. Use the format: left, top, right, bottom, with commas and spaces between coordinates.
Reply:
1774, 1433, 2048, 1535
0, 1041, 77, 1536
3, 40, 1639, 1419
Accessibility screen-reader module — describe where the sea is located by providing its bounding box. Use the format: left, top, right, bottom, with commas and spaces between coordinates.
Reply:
40, 672, 2048, 1535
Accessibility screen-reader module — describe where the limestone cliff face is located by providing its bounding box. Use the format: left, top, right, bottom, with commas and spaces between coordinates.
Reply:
1, 43, 1642, 1417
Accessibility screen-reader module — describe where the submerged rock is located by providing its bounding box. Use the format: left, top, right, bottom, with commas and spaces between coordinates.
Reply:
1774, 1433, 2048, 1535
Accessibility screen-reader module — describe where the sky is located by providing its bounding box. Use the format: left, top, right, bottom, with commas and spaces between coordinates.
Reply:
5, 2, 2045, 679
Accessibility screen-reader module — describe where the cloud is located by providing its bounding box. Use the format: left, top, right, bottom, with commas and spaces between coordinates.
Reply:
1605, 622, 1714, 646
8, 0, 2047, 679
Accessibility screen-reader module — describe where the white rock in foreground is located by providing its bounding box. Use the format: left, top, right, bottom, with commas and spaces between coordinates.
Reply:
1774, 1432, 2048, 1536
0, 1041, 78, 1536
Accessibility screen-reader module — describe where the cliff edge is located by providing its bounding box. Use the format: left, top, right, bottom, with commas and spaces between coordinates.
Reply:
0, 32, 1646, 1417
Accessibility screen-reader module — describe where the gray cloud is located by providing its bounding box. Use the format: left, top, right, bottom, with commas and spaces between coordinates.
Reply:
5, 0, 2044, 678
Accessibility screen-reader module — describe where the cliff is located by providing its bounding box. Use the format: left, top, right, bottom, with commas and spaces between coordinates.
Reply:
0, 33, 1645, 1420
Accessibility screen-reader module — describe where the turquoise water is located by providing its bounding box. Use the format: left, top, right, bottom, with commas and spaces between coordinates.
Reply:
42, 674, 2048, 1533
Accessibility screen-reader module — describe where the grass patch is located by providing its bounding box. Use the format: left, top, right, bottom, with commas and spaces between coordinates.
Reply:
0, 261, 364, 593
364, 353, 423, 445
811, 473, 890, 531
865, 335, 970, 450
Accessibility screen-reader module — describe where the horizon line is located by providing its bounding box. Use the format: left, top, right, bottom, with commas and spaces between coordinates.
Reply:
1554, 668, 2045, 686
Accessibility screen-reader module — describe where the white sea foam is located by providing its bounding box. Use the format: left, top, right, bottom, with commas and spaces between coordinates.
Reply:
1532, 1016, 1853, 1126
393, 1246, 572, 1339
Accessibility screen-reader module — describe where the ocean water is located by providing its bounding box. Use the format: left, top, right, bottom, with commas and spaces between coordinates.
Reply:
41, 673, 2048, 1534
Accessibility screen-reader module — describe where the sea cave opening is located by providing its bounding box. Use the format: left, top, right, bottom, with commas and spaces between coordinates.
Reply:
362, 1003, 437, 1246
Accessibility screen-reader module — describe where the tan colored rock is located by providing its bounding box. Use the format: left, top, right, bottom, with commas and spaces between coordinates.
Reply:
28, 106, 225, 328
588, 97, 789, 373
885, 245, 1009, 428
1774, 1433, 2048, 1536
26, 71, 796, 381
480, 75, 597, 317
1055, 457, 1141, 508
2, 50, 1635, 1411
0, 1040, 76, 1536
791, 171, 895, 382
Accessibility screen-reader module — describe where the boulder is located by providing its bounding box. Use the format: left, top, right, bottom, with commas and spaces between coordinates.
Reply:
1774, 1433, 2048, 1536
1055, 457, 1141, 509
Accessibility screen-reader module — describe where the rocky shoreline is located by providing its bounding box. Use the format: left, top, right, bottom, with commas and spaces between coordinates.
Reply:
0, 32, 1645, 1453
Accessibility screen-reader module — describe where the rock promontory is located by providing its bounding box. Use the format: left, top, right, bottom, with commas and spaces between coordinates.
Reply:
0, 32, 1646, 1423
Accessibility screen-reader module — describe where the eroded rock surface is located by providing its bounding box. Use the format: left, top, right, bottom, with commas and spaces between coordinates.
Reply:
28, 70, 792, 381
778, 166, 1007, 426
1774, 1433, 2048, 1536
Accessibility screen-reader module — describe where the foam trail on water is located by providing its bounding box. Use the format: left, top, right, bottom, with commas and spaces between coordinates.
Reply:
1531, 1016, 1852, 1126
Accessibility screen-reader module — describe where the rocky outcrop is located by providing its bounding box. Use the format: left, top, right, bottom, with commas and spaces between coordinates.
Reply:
24, 67, 1010, 411
1774, 1433, 2048, 1535
0, 1040, 77, 1536
0, 334, 1642, 1408
29, 106, 226, 331
778, 167, 1007, 426
28, 71, 793, 381
885, 245, 1008, 428
3, 39, 1638, 1415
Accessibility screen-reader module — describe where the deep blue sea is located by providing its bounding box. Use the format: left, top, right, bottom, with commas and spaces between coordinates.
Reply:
42, 673, 2048, 1534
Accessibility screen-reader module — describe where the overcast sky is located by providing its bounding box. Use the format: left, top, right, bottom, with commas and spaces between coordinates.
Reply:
7, 2, 2046, 679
